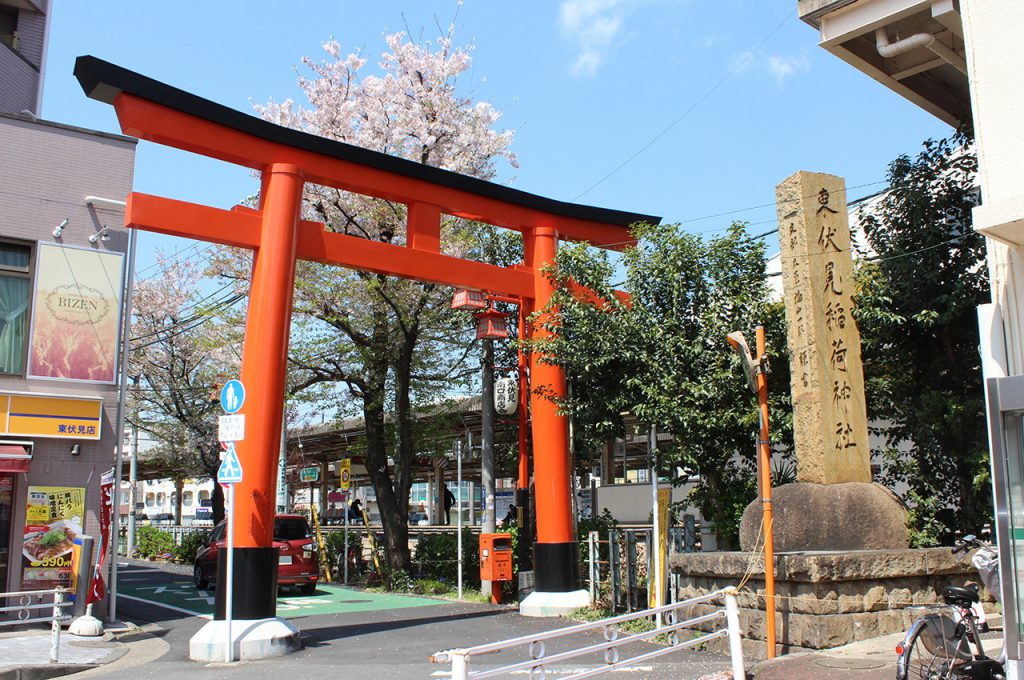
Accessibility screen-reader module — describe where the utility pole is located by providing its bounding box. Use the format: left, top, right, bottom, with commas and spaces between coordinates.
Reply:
481, 339, 496, 594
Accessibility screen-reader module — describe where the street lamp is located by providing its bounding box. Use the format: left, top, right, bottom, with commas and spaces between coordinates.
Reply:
451, 288, 486, 311
474, 304, 509, 340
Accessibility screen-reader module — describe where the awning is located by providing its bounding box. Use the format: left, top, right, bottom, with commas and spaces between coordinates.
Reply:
0, 443, 32, 473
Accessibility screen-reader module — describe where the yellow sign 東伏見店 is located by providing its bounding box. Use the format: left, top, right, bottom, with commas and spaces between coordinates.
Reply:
3, 394, 103, 440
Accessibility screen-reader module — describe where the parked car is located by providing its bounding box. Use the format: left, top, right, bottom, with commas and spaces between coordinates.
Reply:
192, 514, 319, 594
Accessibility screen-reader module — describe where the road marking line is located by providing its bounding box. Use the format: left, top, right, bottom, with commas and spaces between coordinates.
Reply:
185, 596, 216, 605
117, 593, 211, 619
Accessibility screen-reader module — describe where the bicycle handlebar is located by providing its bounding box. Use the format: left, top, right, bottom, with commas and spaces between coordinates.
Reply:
951, 534, 991, 555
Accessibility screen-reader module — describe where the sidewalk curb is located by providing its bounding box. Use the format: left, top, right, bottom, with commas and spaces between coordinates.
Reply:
0, 664, 97, 680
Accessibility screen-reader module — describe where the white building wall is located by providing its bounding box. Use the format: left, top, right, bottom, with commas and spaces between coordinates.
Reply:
961, 0, 1024, 376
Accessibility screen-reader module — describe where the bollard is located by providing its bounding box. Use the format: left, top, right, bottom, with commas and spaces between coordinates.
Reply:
50, 590, 65, 663
450, 650, 469, 680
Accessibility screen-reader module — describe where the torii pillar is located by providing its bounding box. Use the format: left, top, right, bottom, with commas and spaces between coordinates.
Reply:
520, 226, 590, 615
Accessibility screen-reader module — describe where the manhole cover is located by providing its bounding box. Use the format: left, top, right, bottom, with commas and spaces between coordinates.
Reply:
336, 599, 372, 603
815, 657, 887, 670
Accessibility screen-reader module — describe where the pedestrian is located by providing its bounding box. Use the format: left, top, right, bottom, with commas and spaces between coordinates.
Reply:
500, 504, 517, 528
349, 497, 363, 523
444, 485, 456, 525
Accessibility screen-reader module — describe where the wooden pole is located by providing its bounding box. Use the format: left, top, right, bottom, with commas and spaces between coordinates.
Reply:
755, 325, 777, 658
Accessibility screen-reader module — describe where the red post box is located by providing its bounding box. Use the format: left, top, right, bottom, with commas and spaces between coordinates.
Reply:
480, 532, 513, 603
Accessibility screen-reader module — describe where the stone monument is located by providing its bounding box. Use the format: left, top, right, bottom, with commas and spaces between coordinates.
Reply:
670, 173, 977, 656
738, 170, 908, 552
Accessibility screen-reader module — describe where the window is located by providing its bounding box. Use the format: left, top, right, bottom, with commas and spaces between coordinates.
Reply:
156, 492, 166, 506
145, 493, 155, 507
210, 523, 226, 543
0, 7, 17, 51
0, 241, 31, 376
183, 491, 193, 507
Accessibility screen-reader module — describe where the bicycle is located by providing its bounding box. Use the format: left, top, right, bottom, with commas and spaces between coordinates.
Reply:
896, 534, 1004, 679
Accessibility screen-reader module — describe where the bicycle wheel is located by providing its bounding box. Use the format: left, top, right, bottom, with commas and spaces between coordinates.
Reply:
898, 614, 972, 680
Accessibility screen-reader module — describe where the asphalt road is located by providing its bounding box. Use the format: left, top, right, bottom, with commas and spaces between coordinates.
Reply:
93, 561, 733, 679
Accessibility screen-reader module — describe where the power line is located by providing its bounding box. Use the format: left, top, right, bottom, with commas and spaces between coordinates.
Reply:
765, 233, 975, 276
573, 8, 798, 201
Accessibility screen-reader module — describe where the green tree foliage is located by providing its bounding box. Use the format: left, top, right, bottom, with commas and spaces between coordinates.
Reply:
854, 130, 988, 544
534, 223, 792, 545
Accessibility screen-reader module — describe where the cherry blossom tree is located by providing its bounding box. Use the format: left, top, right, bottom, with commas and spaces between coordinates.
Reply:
242, 24, 518, 573
128, 254, 244, 525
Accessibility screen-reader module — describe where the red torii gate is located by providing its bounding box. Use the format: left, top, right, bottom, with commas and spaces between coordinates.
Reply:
74, 56, 660, 624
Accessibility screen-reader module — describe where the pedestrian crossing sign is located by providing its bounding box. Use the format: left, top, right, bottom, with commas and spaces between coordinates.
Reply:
217, 444, 243, 484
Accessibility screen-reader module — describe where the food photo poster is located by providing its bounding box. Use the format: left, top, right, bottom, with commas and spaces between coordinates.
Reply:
22, 486, 84, 589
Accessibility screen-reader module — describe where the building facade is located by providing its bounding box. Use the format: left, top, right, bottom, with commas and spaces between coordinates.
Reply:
0, 16, 136, 605
0, 0, 48, 117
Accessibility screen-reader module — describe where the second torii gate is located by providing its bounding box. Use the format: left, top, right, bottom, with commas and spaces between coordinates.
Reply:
74, 56, 660, 639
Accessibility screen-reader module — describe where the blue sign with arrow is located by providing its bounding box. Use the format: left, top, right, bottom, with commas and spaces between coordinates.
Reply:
217, 443, 243, 484
220, 379, 245, 414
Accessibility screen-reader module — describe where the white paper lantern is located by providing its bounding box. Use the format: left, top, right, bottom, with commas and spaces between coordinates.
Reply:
494, 376, 519, 416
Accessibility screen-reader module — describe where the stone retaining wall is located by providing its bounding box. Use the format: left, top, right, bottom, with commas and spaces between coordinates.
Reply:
670, 549, 991, 655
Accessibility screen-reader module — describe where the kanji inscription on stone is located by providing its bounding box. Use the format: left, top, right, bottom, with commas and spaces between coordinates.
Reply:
776, 171, 871, 484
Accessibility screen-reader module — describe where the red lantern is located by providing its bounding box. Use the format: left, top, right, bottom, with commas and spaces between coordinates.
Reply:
475, 306, 509, 339
451, 288, 486, 311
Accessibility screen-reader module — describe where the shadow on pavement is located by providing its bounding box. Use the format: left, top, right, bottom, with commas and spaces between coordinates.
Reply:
300, 607, 507, 646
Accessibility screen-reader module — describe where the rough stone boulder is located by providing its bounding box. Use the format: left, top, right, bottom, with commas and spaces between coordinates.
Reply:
739, 482, 909, 552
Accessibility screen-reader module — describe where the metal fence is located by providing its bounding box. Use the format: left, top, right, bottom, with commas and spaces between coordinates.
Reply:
585, 518, 701, 613
0, 588, 73, 663
431, 587, 744, 679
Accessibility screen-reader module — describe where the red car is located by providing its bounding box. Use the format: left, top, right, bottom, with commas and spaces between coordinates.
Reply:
193, 514, 320, 594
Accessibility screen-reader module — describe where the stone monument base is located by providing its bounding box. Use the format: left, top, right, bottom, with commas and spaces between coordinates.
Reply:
669, 549, 993, 657
740, 482, 909, 552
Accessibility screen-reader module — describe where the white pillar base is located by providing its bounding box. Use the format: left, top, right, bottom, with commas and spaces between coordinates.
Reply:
69, 613, 104, 637
189, 617, 301, 662
519, 589, 590, 617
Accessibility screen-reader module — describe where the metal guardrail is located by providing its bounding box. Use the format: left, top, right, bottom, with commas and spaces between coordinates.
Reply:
0, 588, 73, 663
431, 587, 745, 679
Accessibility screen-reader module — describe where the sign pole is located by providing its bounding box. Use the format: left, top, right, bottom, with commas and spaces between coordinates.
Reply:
216, 379, 245, 664
340, 459, 351, 585
225, 482, 234, 663
343, 497, 349, 585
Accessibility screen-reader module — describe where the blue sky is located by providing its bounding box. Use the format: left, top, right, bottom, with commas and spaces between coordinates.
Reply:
42, 0, 952, 269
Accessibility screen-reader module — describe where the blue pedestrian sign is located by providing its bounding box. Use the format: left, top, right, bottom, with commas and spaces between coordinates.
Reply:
217, 443, 243, 484
220, 379, 245, 414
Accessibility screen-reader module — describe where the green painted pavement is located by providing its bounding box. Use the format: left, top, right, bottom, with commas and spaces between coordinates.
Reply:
118, 578, 440, 618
